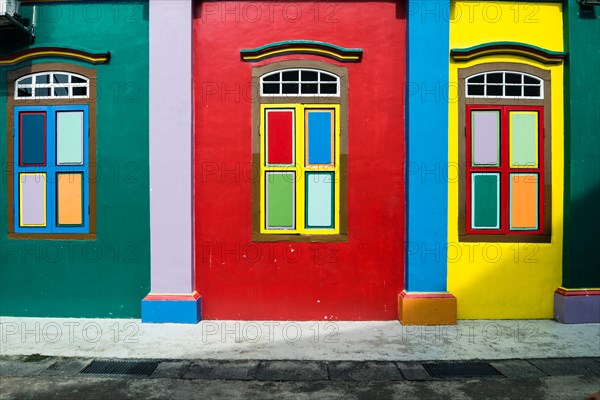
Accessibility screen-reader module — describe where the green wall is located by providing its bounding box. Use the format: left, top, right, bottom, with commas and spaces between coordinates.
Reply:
0, 2, 150, 317
562, 1, 600, 288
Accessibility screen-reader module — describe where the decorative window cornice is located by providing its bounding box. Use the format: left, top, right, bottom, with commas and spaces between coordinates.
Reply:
0, 47, 111, 66
241, 40, 362, 63
451, 42, 566, 65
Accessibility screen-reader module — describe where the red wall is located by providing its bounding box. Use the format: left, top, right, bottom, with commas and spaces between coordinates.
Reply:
193, 1, 406, 320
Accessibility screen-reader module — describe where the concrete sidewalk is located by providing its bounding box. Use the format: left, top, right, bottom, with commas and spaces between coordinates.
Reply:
1, 318, 599, 361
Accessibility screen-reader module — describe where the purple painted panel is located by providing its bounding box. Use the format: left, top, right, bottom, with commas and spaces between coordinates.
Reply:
472, 111, 499, 166
554, 293, 600, 324
20, 173, 46, 226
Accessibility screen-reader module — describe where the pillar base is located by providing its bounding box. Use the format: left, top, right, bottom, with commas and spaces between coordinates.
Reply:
554, 288, 600, 324
142, 292, 202, 323
398, 291, 457, 325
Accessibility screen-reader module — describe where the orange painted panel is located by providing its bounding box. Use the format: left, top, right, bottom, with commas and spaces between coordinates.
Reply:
398, 292, 457, 325
510, 174, 538, 229
57, 173, 83, 226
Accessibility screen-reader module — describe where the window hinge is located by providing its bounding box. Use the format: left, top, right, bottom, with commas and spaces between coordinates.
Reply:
88, 205, 90, 215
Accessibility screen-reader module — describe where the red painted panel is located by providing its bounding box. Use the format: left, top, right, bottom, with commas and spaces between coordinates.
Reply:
193, 1, 406, 320
266, 110, 294, 165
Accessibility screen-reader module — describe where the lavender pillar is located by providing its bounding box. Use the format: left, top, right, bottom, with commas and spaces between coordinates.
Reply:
142, 0, 201, 323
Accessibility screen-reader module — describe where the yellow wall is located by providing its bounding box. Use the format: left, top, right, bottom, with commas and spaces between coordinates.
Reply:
448, 1, 564, 319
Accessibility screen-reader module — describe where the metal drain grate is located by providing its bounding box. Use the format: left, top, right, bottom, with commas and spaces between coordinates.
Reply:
423, 362, 503, 379
80, 360, 159, 376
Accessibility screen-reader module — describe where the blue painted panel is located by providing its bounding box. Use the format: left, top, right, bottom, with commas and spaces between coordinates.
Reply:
307, 111, 332, 165
20, 113, 46, 165
405, 0, 449, 292
141, 298, 202, 324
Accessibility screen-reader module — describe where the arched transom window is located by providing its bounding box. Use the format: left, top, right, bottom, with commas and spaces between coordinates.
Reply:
15, 72, 90, 99
466, 71, 543, 99
261, 69, 340, 96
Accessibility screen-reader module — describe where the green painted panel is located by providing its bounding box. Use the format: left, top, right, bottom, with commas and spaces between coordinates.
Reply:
563, 2, 600, 288
266, 172, 294, 229
0, 2, 150, 317
510, 112, 538, 168
472, 173, 499, 229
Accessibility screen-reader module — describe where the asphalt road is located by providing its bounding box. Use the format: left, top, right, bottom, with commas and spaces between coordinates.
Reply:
1, 356, 599, 399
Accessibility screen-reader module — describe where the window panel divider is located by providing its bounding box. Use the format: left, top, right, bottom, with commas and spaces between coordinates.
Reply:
295, 104, 306, 233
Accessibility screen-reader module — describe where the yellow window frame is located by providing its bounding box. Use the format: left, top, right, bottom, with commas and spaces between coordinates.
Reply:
259, 103, 341, 235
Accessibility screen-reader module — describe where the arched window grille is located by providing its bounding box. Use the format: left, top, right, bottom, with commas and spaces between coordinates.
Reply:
261, 69, 340, 96
466, 71, 543, 99
15, 72, 90, 99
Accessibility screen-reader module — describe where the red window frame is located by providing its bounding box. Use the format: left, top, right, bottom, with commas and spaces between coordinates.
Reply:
465, 105, 544, 235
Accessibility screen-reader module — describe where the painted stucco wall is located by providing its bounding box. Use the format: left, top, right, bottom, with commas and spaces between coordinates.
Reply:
193, 1, 406, 320
562, 1, 600, 289
0, 2, 150, 317
148, 0, 194, 295
448, 1, 564, 318
405, 0, 450, 294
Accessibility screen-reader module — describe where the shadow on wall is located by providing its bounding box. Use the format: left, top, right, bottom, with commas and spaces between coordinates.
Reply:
564, 182, 600, 287
578, 5, 598, 20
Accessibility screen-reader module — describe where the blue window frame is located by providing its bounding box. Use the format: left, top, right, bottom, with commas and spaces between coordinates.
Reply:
13, 105, 90, 234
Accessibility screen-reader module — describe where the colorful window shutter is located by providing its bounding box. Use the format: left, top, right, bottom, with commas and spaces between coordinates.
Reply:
14, 105, 90, 234
466, 105, 543, 235
260, 104, 340, 235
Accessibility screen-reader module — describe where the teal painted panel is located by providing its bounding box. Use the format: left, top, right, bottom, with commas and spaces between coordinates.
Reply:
0, 2, 150, 318
305, 172, 334, 228
472, 173, 499, 229
56, 111, 84, 165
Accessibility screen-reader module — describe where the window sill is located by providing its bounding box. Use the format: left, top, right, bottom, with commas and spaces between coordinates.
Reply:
8, 233, 96, 241
252, 233, 348, 243
458, 234, 551, 243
